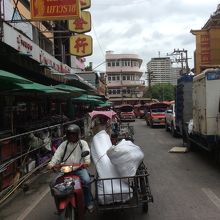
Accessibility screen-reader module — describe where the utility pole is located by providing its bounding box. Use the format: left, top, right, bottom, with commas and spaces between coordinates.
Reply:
145, 71, 153, 99
167, 48, 191, 75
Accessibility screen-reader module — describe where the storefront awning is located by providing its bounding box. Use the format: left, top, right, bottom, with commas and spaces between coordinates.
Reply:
72, 94, 104, 105
0, 69, 32, 84
15, 82, 69, 94
53, 84, 86, 94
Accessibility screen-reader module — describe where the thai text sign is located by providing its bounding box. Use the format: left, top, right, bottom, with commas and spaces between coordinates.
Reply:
68, 11, 91, 33
69, 34, 93, 57
30, 0, 80, 20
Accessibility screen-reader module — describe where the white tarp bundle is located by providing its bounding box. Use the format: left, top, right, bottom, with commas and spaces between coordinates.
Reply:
91, 130, 133, 204
107, 139, 144, 177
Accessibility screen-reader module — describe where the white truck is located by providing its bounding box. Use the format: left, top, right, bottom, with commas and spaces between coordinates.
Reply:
187, 68, 220, 160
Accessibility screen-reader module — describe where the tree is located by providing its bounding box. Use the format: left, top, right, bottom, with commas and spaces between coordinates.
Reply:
151, 83, 175, 101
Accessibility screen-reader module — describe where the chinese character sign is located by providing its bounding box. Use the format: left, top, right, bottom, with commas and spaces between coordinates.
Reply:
200, 34, 210, 64
30, 0, 80, 20
69, 34, 93, 57
68, 11, 91, 33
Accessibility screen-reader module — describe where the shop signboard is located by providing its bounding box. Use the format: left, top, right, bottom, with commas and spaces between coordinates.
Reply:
200, 34, 210, 64
68, 11, 91, 33
3, 23, 72, 73
69, 34, 93, 57
30, 0, 81, 20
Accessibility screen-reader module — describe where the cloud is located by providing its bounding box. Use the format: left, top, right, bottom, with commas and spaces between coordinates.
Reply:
86, 0, 220, 71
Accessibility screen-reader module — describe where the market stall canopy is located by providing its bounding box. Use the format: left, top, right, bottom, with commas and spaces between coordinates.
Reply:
72, 94, 104, 105
53, 84, 86, 97
14, 82, 69, 94
89, 110, 117, 120
97, 101, 112, 107
0, 69, 32, 84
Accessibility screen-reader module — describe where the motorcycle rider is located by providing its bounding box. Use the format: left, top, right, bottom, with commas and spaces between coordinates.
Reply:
47, 124, 94, 213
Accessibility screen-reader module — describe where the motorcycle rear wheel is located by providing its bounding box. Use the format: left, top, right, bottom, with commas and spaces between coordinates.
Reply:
65, 204, 76, 220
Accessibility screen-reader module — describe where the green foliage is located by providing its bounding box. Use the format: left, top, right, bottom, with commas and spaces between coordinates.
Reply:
151, 83, 175, 101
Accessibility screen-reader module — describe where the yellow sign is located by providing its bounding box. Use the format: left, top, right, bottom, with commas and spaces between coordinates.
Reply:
80, 0, 91, 10
30, 0, 81, 21
68, 11, 91, 33
70, 34, 93, 57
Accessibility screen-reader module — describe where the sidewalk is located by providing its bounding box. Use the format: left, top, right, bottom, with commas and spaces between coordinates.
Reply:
0, 169, 54, 220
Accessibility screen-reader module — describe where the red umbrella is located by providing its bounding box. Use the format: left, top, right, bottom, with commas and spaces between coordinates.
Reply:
89, 110, 117, 120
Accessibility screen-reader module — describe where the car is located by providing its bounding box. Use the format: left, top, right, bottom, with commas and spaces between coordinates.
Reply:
134, 104, 146, 118
145, 102, 168, 127
117, 104, 135, 122
164, 101, 177, 137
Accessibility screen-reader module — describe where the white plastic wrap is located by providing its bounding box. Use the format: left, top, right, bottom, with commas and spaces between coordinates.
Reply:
107, 139, 144, 177
91, 130, 133, 204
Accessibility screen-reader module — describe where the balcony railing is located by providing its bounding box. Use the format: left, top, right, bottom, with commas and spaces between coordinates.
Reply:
107, 80, 145, 87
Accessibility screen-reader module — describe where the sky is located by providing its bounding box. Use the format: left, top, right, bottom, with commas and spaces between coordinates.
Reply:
85, 0, 220, 72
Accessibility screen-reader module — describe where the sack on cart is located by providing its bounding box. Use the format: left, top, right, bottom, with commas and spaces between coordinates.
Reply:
107, 139, 144, 177
91, 130, 133, 205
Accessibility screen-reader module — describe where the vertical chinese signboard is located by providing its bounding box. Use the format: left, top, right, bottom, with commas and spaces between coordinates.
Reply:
30, 0, 81, 20
69, 0, 93, 57
70, 34, 92, 57
200, 34, 210, 64
68, 11, 91, 33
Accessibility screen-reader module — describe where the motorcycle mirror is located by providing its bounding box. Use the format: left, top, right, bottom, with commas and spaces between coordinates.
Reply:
81, 150, 89, 158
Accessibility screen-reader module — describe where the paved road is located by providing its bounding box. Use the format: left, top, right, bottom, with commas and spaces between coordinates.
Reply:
1, 119, 220, 220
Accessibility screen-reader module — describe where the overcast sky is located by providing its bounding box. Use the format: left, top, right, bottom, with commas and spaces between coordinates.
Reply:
85, 0, 219, 72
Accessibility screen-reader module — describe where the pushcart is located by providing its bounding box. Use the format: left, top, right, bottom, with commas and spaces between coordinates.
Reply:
117, 122, 134, 142
94, 162, 153, 213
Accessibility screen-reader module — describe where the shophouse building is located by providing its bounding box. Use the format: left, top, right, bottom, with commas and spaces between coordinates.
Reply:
191, 4, 220, 75
105, 51, 145, 105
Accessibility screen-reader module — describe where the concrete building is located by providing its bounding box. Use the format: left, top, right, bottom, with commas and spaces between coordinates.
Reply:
191, 4, 220, 75
106, 51, 145, 105
147, 57, 173, 85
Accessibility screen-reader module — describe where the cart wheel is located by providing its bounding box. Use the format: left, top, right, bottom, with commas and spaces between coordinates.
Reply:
142, 201, 148, 213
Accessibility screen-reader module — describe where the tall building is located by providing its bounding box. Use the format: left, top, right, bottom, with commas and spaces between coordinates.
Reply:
106, 51, 145, 105
147, 57, 172, 85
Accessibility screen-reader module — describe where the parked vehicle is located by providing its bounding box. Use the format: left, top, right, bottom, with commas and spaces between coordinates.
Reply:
145, 102, 169, 127
134, 104, 146, 118
117, 104, 135, 122
185, 68, 220, 160
50, 151, 91, 220
165, 101, 177, 136
175, 74, 194, 138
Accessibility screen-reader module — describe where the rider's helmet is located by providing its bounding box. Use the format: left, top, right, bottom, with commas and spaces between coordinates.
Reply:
66, 124, 81, 138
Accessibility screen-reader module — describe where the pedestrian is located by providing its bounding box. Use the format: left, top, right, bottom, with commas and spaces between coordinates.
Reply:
47, 124, 94, 213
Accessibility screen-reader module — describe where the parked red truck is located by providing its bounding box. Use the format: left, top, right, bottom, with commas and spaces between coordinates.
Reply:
145, 102, 169, 127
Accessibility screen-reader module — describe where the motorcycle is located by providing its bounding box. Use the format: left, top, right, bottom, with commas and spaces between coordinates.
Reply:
50, 151, 91, 220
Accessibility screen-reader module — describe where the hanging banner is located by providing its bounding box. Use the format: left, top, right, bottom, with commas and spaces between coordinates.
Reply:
68, 11, 91, 33
80, 0, 91, 10
69, 34, 93, 57
30, 0, 80, 21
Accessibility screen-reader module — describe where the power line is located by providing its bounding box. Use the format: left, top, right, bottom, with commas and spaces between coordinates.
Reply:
92, 23, 105, 60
